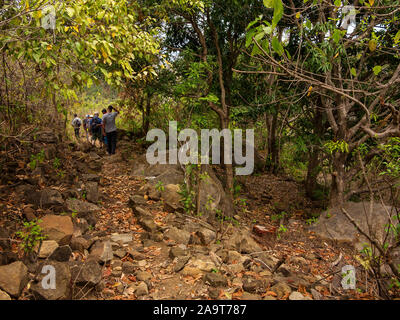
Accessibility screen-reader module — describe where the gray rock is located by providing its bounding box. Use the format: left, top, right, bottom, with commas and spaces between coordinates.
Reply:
164, 227, 191, 245
0, 261, 29, 297
88, 240, 113, 263
271, 282, 291, 299
242, 277, 266, 293
111, 233, 133, 244
223, 230, 261, 254
122, 261, 136, 274
69, 260, 102, 287
139, 218, 158, 233
38, 240, 59, 258
174, 256, 190, 272
161, 184, 182, 212
135, 282, 148, 296
289, 291, 305, 300
0, 251, 18, 266
70, 236, 91, 253
49, 245, 72, 262
311, 288, 323, 300
203, 273, 228, 287
135, 271, 152, 282
196, 228, 216, 245
169, 247, 187, 259
308, 201, 398, 250
241, 292, 261, 300
82, 174, 101, 182
66, 198, 100, 214
85, 182, 99, 203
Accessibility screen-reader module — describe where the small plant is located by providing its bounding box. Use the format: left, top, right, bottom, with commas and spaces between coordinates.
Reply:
71, 210, 78, 218
155, 181, 165, 192
306, 217, 319, 225
276, 224, 288, 240
29, 150, 45, 170
178, 183, 196, 214
53, 157, 61, 169
271, 211, 287, 222
15, 219, 47, 254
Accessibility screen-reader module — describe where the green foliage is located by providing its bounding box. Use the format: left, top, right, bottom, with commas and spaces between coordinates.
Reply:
15, 219, 47, 254
324, 140, 349, 154
276, 224, 287, 240
178, 182, 196, 215
29, 150, 45, 170
155, 181, 165, 192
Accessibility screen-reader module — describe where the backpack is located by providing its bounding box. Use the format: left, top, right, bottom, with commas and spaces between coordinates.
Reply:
76, 119, 81, 127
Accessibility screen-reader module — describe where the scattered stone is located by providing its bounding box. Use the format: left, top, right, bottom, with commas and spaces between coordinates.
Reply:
204, 273, 228, 287
139, 218, 158, 233
174, 256, 190, 272
289, 291, 305, 300
112, 268, 123, 278
161, 184, 182, 212
241, 292, 261, 300
190, 259, 217, 272
114, 249, 127, 259
111, 233, 133, 244
0, 262, 29, 297
39, 214, 74, 245
169, 247, 187, 259
311, 288, 323, 300
164, 227, 191, 245
242, 277, 266, 294
37, 240, 59, 258
136, 271, 152, 282
70, 237, 91, 253
49, 245, 72, 262
208, 287, 220, 299
271, 282, 291, 299
135, 282, 148, 296
23, 207, 36, 221
196, 228, 216, 245
181, 266, 202, 277
226, 250, 243, 264
88, 240, 113, 263
85, 182, 99, 203
128, 195, 147, 207
69, 260, 102, 287
122, 261, 136, 274
223, 230, 261, 254
66, 198, 100, 215
263, 295, 277, 300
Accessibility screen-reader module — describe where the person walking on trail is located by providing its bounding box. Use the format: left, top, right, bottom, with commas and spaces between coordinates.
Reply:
90, 112, 103, 147
83, 115, 91, 142
102, 105, 119, 155
71, 114, 82, 140
101, 109, 108, 148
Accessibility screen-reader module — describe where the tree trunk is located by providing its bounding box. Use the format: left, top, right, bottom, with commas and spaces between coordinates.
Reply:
305, 107, 324, 199
266, 110, 279, 173
330, 153, 346, 207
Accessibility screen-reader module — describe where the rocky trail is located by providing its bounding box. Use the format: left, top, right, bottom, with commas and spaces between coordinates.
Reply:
0, 131, 395, 300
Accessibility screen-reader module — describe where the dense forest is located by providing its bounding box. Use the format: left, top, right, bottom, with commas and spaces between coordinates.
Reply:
0, 0, 400, 301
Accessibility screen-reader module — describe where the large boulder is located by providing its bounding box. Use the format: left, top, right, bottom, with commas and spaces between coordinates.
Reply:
26, 188, 64, 209
39, 215, 74, 245
0, 261, 29, 297
308, 202, 398, 251
223, 230, 262, 254
66, 198, 100, 226
161, 184, 182, 212
69, 260, 102, 287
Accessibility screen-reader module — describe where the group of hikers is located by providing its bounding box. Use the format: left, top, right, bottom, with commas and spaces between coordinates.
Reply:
71, 105, 119, 155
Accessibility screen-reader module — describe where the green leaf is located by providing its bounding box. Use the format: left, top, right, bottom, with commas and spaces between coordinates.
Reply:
373, 65, 382, 75
350, 68, 357, 77
263, 0, 274, 8
271, 37, 284, 56
272, 0, 284, 28
334, 0, 341, 7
